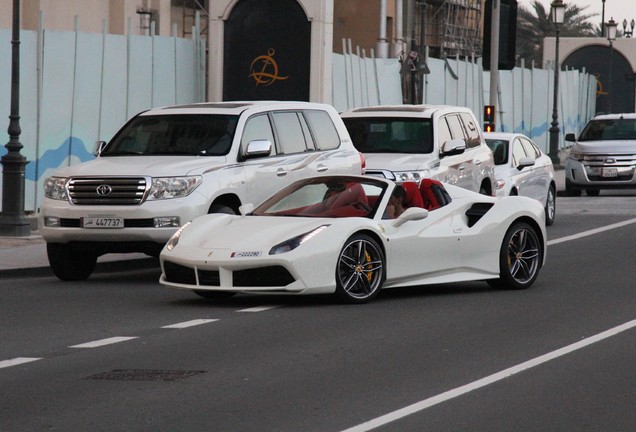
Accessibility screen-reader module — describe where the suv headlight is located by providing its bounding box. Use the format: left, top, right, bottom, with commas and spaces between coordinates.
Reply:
44, 177, 69, 200
568, 151, 584, 161
393, 170, 429, 183
147, 176, 202, 200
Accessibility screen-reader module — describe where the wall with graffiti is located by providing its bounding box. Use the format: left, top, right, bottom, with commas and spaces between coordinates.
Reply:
333, 49, 596, 156
0, 27, 206, 212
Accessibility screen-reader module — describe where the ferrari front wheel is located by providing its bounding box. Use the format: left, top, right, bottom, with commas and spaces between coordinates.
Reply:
335, 234, 385, 304
488, 222, 541, 290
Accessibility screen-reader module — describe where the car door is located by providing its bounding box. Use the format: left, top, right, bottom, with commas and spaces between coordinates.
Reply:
383, 208, 461, 284
438, 114, 471, 189
520, 137, 550, 202
240, 113, 298, 207
510, 137, 537, 198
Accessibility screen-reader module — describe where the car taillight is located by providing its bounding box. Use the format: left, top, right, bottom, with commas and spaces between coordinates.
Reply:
359, 152, 366, 174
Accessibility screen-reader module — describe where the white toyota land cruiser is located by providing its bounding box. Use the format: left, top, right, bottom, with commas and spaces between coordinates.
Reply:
40, 101, 363, 280
340, 104, 495, 195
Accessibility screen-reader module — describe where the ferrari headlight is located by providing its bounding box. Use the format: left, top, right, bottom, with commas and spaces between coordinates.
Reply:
165, 221, 191, 251
394, 170, 428, 183
44, 177, 69, 200
269, 225, 330, 255
147, 176, 202, 200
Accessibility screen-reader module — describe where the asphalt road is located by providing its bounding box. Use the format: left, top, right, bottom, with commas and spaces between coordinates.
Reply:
2, 193, 636, 432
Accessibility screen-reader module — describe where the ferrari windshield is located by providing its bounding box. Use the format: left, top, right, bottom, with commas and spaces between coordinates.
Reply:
343, 117, 434, 154
578, 118, 636, 141
102, 114, 238, 156
253, 177, 388, 218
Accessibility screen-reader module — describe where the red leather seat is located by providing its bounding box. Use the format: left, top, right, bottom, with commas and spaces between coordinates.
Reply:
419, 179, 450, 210
402, 181, 424, 208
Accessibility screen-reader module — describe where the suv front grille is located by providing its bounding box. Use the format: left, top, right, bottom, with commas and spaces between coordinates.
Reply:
68, 177, 148, 205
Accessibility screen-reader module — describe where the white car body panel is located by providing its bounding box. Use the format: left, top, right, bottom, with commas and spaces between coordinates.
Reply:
160, 176, 546, 297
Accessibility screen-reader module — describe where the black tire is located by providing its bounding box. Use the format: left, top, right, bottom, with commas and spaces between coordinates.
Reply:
586, 189, 600, 197
208, 204, 237, 215
335, 234, 385, 304
47, 243, 97, 281
193, 290, 236, 299
487, 222, 542, 290
565, 180, 581, 197
545, 184, 556, 226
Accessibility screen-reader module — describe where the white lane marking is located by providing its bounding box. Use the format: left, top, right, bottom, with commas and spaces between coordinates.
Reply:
548, 217, 636, 246
161, 319, 219, 329
340, 319, 636, 432
0, 357, 42, 369
69, 336, 138, 349
237, 305, 281, 313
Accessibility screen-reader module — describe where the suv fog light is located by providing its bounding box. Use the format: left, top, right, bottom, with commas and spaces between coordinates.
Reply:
154, 217, 180, 228
44, 217, 61, 227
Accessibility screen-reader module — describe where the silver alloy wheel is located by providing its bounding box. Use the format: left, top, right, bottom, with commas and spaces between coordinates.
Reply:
336, 236, 384, 302
545, 186, 556, 226
506, 226, 540, 285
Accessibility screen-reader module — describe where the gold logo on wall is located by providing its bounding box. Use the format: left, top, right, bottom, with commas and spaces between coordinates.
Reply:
249, 48, 289, 87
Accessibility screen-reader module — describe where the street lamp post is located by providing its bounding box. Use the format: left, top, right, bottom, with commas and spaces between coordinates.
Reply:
0, 0, 31, 237
607, 18, 618, 113
548, 0, 565, 166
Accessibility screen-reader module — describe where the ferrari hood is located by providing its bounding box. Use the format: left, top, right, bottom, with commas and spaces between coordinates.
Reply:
180, 215, 332, 250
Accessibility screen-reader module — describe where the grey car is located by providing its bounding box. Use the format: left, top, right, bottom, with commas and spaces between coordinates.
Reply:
565, 113, 636, 196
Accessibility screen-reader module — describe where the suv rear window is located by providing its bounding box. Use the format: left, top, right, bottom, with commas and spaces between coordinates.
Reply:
104, 114, 238, 156
343, 118, 434, 154
579, 118, 636, 141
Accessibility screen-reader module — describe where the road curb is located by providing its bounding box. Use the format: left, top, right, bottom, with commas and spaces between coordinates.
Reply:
1, 257, 160, 279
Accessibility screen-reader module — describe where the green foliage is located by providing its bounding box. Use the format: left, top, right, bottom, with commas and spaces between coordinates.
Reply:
516, 0, 598, 66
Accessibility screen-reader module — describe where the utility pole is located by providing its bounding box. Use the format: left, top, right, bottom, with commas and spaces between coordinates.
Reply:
489, 0, 500, 109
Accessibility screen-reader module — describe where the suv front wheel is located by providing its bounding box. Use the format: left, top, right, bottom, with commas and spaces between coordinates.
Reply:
47, 243, 97, 281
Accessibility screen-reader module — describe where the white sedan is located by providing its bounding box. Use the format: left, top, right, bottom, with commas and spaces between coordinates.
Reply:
484, 132, 556, 226
160, 175, 547, 304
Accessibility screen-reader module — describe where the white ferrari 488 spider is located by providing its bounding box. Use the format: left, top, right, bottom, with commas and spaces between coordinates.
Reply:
160, 175, 547, 303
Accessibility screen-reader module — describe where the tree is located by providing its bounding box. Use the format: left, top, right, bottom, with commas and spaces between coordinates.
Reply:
516, 0, 597, 66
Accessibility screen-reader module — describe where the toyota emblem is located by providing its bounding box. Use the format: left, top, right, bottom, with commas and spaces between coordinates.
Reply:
96, 184, 112, 196
605, 158, 616, 164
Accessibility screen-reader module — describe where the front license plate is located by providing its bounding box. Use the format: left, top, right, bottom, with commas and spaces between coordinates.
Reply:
602, 168, 618, 178
82, 217, 124, 228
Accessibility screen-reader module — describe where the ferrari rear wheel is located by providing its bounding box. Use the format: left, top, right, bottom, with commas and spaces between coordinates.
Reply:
335, 234, 385, 304
488, 222, 541, 290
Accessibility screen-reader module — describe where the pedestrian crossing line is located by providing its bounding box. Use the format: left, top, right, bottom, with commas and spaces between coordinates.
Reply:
0, 357, 42, 369
161, 319, 219, 329
69, 336, 138, 349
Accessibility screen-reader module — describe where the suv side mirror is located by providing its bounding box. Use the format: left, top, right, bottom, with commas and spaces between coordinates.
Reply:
565, 133, 576, 142
440, 139, 466, 157
244, 139, 272, 159
94, 140, 107, 156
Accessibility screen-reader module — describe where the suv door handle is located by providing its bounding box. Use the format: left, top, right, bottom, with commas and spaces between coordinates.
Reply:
316, 164, 328, 173
276, 168, 287, 177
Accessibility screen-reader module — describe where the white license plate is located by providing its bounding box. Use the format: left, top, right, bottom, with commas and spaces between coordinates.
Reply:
602, 168, 618, 178
82, 217, 124, 228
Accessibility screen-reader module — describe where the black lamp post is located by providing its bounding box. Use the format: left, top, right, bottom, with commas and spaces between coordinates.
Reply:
0, 0, 31, 237
607, 17, 618, 113
548, 0, 565, 166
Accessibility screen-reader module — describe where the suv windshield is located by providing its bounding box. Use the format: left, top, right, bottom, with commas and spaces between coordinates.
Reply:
103, 114, 239, 156
343, 117, 434, 154
578, 118, 636, 141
